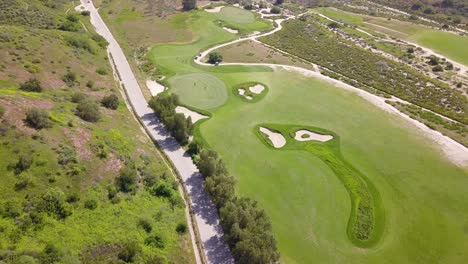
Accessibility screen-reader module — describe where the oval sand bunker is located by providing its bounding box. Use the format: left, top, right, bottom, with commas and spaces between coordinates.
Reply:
249, 84, 265, 94
295, 130, 333, 142
175, 106, 208, 123
260, 127, 286, 148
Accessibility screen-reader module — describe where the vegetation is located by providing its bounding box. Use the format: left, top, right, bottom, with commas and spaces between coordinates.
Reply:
76, 99, 101, 122
101, 94, 119, 110
261, 18, 468, 124
148, 94, 193, 145
19, 78, 42, 92
182, 0, 197, 11
25, 108, 52, 129
208, 52, 223, 64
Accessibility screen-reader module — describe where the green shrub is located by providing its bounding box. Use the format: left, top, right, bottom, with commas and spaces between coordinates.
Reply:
19, 78, 42, 92
39, 244, 62, 264
65, 35, 98, 54
15, 154, 33, 174
1, 201, 22, 218
81, 10, 90, 16
66, 193, 80, 203
0, 105, 5, 118
176, 223, 187, 234
91, 34, 108, 48
137, 218, 152, 233
59, 20, 80, 32
207, 52, 223, 64
270, 6, 281, 14
115, 167, 138, 193
144, 235, 165, 249
66, 14, 79, 22
118, 242, 140, 263
38, 188, 72, 219
101, 94, 119, 110
62, 71, 77, 87
150, 183, 172, 198
76, 100, 101, 122
84, 199, 98, 210
86, 80, 94, 89
96, 67, 108, 75
71, 92, 86, 103
25, 108, 52, 129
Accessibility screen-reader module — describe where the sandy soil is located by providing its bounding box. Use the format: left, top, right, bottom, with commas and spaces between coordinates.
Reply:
146, 79, 166, 96
238, 89, 253, 100
205, 6, 224, 13
295, 130, 333, 142
260, 127, 286, 148
223, 27, 238, 34
249, 84, 265, 94
175, 106, 208, 123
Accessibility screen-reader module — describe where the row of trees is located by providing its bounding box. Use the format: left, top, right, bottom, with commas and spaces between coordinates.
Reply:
148, 94, 193, 145
190, 146, 280, 263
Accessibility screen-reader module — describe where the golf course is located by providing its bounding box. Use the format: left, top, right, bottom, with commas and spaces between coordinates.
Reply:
142, 5, 468, 263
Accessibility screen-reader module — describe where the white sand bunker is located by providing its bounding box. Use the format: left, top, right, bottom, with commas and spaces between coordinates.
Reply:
238, 89, 253, 100
223, 27, 238, 34
295, 130, 333, 142
175, 106, 208, 123
260, 127, 286, 148
249, 84, 265, 94
205, 6, 224, 13
146, 79, 166, 96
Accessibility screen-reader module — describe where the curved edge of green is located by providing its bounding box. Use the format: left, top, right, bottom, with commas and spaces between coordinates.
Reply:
253, 123, 385, 248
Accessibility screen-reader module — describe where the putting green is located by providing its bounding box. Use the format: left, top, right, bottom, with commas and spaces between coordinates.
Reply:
145, 7, 468, 264
216, 6, 256, 24
168, 73, 228, 110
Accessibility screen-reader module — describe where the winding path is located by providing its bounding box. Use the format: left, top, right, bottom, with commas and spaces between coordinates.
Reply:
195, 12, 468, 167
78, 1, 234, 263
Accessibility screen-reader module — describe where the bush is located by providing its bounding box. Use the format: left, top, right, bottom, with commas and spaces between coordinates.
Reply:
270, 6, 281, 14
144, 235, 165, 249
38, 188, 72, 219
101, 94, 119, 110
62, 71, 77, 87
39, 244, 62, 264
71, 92, 86, 103
59, 20, 80, 32
19, 78, 42, 92
15, 154, 33, 174
96, 67, 108, 75
432, 65, 444, 72
66, 14, 79, 22
137, 218, 152, 233
25, 108, 52, 129
118, 242, 139, 263
182, 0, 197, 11
115, 167, 138, 193
65, 35, 98, 54
66, 193, 80, 203
84, 199, 98, 210
207, 52, 223, 64
176, 223, 187, 234
81, 10, 90, 16
86, 80, 94, 89
0, 105, 5, 118
76, 100, 101, 122
150, 183, 172, 198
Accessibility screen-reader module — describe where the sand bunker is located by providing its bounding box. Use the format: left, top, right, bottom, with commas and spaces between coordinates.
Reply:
175, 106, 208, 123
295, 130, 333, 142
205, 6, 224, 13
146, 79, 166, 96
260, 127, 286, 148
238, 89, 253, 100
223, 27, 239, 34
249, 84, 265, 94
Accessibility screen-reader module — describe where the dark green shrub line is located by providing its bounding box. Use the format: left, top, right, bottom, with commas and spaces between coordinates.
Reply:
148, 94, 193, 146
260, 18, 468, 124
254, 124, 384, 247
190, 146, 280, 263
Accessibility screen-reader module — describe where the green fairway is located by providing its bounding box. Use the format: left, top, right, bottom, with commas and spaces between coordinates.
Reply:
145, 7, 468, 264
169, 73, 228, 109
313, 7, 468, 66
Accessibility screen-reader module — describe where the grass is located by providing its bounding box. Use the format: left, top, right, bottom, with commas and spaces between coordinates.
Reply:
313, 7, 468, 66
168, 73, 228, 110
105, 4, 468, 264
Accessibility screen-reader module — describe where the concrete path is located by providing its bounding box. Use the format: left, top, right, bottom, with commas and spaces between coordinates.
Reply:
79, 1, 234, 263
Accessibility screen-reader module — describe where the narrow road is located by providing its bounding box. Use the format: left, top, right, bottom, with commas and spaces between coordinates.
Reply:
78, 1, 234, 263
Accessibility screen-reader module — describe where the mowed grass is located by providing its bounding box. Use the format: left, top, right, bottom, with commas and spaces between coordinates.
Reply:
313, 7, 468, 66
142, 6, 468, 264
169, 73, 228, 109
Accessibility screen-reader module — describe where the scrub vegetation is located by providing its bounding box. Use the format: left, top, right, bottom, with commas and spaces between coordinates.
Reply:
0, 0, 194, 262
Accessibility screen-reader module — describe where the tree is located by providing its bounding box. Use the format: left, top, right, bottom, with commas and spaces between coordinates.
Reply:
25, 108, 52, 129
116, 167, 138, 193
76, 100, 101, 122
182, 0, 197, 11
176, 223, 188, 234
275, 0, 284, 5
118, 242, 140, 263
15, 154, 33, 174
38, 188, 72, 219
101, 94, 119, 110
20, 78, 43, 92
84, 199, 98, 210
270, 6, 281, 14
208, 52, 223, 64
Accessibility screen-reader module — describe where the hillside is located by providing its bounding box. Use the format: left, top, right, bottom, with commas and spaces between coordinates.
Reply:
0, 0, 194, 263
